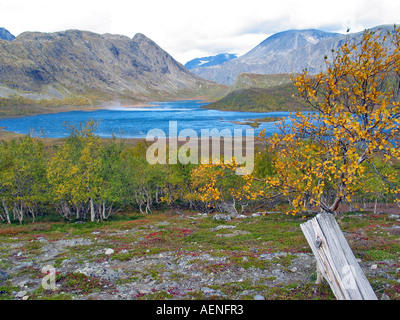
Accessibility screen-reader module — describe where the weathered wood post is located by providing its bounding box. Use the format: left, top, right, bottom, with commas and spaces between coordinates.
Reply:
300, 213, 377, 300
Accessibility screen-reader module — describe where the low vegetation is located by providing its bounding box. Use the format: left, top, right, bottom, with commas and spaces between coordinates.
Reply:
204, 84, 310, 112
0, 209, 399, 300
0, 94, 91, 117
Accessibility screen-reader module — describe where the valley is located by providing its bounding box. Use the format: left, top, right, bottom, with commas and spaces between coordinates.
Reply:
0, 23, 400, 303
0, 24, 396, 119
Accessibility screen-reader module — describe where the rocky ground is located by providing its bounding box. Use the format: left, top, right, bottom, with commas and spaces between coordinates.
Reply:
0, 210, 399, 300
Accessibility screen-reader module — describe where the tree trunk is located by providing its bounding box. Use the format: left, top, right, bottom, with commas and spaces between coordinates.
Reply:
102, 200, 106, 220
62, 202, 71, 218
90, 198, 95, 222
28, 206, 36, 223
2, 198, 10, 224
13, 202, 24, 224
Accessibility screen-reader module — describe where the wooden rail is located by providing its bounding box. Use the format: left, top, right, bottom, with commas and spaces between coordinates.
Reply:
300, 213, 377, 300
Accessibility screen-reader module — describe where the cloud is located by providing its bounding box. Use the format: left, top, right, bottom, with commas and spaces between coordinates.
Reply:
1, 0, 399, 64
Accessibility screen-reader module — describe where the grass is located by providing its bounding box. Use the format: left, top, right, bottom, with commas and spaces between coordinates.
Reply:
205, 83, 310, 113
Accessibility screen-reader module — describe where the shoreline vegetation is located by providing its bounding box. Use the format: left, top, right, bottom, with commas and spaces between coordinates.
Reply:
229, 117, 284, 128
0, 95, 210, 119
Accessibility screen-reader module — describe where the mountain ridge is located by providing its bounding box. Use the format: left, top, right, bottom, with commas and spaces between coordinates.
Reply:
0, 29, 222, 106
190, 24, 397, 85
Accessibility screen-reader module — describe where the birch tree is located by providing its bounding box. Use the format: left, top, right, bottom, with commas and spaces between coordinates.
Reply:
265, 26, 400, 214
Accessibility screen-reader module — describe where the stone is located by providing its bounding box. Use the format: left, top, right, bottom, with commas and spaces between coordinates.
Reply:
201, 287, 224, 296
157, 221, 170, 226
213, 214, 231, 222
211, 225, 236, 232
254, 294, 266, 300
0, 269, 9, 282
290, 267, 298, 273
381, 294, 391, 300
15, 290, 28, 298
371, 264, 378, 270
104, 248, 114, 255
77, 264, 119, 283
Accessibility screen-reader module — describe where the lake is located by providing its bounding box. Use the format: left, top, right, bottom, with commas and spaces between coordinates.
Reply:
0, 100, 295, 138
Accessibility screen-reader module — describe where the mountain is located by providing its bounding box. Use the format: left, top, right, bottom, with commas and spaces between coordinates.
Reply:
190, 25, 396, 85
0, 28, 15, 41
0, 29, 221, 104
184, 53, 237, 70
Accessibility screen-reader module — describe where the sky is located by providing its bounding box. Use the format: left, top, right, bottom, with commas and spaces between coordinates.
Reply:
1, 0, 399, 64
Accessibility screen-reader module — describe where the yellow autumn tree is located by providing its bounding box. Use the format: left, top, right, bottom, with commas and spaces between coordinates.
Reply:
47, 120, 103, 221
190, 157, 269, 213
265, 25, 400, 214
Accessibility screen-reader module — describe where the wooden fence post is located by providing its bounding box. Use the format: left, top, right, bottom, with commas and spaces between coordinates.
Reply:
300, 213, 377, 300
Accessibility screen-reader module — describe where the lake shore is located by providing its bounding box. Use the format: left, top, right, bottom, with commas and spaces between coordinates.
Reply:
0, 101, 165, 119
0, 97, 214, 119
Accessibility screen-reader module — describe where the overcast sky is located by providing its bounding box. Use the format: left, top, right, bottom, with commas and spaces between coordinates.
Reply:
1, 0, 399, 64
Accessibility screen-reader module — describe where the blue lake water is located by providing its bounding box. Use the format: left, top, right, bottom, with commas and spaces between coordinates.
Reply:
0, 100, 298, 138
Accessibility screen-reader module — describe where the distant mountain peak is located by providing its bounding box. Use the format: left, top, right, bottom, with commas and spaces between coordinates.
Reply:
254, 28, 342, 53
133, 33, 149, 41
184, 53, 237, 70
0, 27, 15, 41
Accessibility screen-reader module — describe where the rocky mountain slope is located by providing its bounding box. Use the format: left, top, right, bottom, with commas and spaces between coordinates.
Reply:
190, 25, 396, 85
0, 30, 221, 104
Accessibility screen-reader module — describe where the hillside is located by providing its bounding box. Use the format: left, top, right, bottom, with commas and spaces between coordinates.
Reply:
205, 73, 308, 112
0, 29, 223, 110
230, 73, 295, 91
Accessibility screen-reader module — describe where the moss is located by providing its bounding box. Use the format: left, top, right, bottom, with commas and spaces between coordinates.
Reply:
56, 272, 113, 295
0, 284, 20, 300
185, 290, 206, 299
363, 249, 398, 261
139, 290, 173, 300
260, 282, 335, 300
